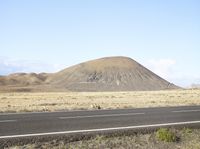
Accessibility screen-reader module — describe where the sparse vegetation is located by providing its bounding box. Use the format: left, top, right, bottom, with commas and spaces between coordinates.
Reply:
6, 128, 200, 149
91, 104, 101, 110
0, 89, 200, 113
182, 127, 193, 134
156, 128, 177, 142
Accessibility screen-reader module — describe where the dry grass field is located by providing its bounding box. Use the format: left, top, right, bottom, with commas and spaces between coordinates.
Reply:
0, 89, 200, 113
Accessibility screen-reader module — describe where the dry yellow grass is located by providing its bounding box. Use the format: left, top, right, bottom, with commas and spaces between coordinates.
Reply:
0, 89, 200, 113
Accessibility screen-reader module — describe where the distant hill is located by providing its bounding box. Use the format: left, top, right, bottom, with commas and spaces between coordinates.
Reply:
0, 73, 49, 86
190, 84, 200, 89
0, 56, 179, 91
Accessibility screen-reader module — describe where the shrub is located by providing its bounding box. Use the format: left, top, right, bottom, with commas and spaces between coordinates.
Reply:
156, 128, 177, 142
91, 104, 101, 110
183, 128, 192, 134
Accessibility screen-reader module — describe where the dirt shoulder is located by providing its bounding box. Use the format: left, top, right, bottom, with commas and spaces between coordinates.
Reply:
6, 128, 200, 149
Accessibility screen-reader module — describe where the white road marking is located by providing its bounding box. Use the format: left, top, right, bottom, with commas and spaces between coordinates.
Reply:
59, 112, 145, 119
0, 120, 17, 123
172, 109, 200, 113
1, 120, 200, 139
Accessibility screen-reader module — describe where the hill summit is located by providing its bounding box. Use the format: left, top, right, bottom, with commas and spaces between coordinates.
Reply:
0, 56, 179, 91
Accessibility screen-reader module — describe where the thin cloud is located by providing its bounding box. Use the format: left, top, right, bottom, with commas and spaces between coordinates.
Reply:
144, 59, 200, 87
145, 59, 176, 79
0, 57, 64, 75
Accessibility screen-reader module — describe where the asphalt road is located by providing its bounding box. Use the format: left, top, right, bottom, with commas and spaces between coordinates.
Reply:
1, 106, 200, 139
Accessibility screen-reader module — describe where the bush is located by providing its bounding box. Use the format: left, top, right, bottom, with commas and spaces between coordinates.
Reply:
156, 128, 177, 142
183, 128, 192, 134
91, 104, 101, 110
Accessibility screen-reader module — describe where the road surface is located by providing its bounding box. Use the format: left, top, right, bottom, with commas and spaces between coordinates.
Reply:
1, 106, 200, 139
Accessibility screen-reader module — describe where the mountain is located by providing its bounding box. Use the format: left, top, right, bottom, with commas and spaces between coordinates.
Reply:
0, 56, 179, 91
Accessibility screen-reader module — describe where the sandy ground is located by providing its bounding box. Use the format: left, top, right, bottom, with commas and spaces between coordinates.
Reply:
0, 89, 200, 113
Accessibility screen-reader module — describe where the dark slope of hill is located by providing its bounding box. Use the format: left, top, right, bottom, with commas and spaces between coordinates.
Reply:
0, 56, 179, 91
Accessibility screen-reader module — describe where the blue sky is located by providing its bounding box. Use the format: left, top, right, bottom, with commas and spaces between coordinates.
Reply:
0, 0, 200, 87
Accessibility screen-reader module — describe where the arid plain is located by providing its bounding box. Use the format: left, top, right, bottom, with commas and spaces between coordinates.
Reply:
0, 89, 200, 113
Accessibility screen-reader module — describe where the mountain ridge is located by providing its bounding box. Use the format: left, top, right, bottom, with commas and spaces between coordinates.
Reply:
0, 56, 179, 91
